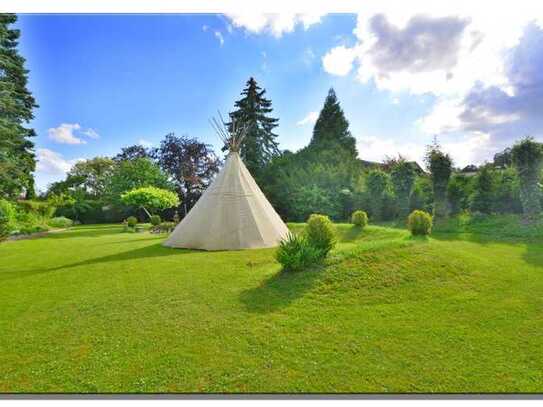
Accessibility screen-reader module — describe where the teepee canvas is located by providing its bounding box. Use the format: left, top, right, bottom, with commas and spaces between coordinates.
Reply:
163, 116, 289, 251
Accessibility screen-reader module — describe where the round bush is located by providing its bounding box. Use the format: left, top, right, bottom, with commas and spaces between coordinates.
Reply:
305, 214, 336, 257
407, 210, 432, 236
276, 233, 322, 272
150, 215, 161, 226
126, 216, 138, 228
351, 210, 368, 228
160, 221, 175, 233
48, 216, 74, 228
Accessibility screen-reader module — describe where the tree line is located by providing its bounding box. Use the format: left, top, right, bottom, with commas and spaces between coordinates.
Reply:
1, 13, 542, 231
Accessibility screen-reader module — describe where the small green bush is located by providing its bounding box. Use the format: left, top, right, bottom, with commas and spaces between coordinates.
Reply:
126, 216, 138, 227
407, 210, 433, 236
150, 215, 161, 226
0, 199, 17, 237
351, 210, 368, 228
48, 216, 74, 228
305, 214, 336, 257
276, 233, 322, 272
17, 200, 56, 218
19, 224, 49, 235
160, 221, 175, 233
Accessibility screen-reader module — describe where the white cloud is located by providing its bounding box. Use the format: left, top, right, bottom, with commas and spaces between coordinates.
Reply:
36, 148, 81, 175
48, 123, 85, 145
138, 138, 153, 148
356, 132, 495, 168
224, 13, 325, 37
48, 123, 99, 144
83, 128, 100, 139
302, 47, 315, 66
321, 2, 543, 97
317, 2, 543, 164
214, 31, 224, 46
202, 24, 208, 32
322, 45, 358, 76
297, 111, 319, 126
440, 132, 494, 167
356, 135, 426, 164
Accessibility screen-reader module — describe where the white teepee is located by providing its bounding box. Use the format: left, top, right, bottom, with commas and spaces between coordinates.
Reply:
163, 115, 289, 251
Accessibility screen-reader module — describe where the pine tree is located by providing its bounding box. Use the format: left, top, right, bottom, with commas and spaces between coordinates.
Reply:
0, 14, 37, 198
310, 88, 357, 158
228, 77, 279, 180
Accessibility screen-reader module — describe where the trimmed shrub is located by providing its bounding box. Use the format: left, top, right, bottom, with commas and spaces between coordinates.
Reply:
305, 214, 336, 257
48, 216, 74, 228
150, 215, 161, 226
276, 233, 322, 272
351, 210, 368, 228
159, 221, 175, 233
0, 199, 17, 238
407, 210, 433, 236
126, 216, 138, 228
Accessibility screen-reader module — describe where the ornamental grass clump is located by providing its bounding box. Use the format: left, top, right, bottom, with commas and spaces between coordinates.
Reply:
407, 210, 433, 236
275, 233, 322, 272
351, 210, 368, 228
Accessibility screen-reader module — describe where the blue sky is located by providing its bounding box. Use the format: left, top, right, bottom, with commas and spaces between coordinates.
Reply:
15, 10, 543, 190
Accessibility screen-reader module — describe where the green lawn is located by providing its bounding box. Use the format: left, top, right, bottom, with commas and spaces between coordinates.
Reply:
1, 222, 543, 393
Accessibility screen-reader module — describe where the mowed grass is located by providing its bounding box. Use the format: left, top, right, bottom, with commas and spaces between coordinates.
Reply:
1, 222, 543, 393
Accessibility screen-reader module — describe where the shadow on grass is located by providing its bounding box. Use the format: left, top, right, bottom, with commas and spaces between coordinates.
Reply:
0, 243, 195, 282
523, 243, 543, 267
337, 226, 366, 242
239, 266, 323, 314
43, 225, 123, 240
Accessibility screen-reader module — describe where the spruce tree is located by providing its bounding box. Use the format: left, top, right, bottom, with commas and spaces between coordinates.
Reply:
228, 77, 279, 181
310, 88, 357, 158
0, 14, 37, 198
425, 139, 452, 219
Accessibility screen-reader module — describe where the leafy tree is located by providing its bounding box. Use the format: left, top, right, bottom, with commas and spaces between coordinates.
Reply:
493, 147, 512, 168
228, 77, 279, 181
494, 167, 522, 214
470, 166, 495, 214
121, 186, 179, 219
511, 137, 543, 221
410, 176, 433, 214
425, 140, 452, 219
390, 158, 417, 218
447, 174, 471, 215
114, 144, 150, 162
153, 134, 220, 215
68, 157, 115, 198
105, 157, 173, 207
365, 169, 392, 221
0, 14, 37, 198
310, 88, 357, 157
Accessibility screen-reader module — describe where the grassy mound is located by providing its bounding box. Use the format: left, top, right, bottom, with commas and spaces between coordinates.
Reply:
1, 222, 542, 392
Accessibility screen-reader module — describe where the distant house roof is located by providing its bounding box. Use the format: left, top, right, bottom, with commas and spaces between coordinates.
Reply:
359, 159, 426, 175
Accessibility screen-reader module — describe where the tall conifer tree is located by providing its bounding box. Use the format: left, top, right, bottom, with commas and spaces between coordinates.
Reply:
228, 77, 279, 180
0, 14, 37, 198
310, 88, 357, 158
